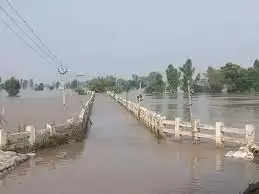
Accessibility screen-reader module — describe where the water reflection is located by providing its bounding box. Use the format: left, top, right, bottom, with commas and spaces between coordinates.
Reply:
216, 150, 224, 173
190, 156, 202, 193
0, 141, 86, 186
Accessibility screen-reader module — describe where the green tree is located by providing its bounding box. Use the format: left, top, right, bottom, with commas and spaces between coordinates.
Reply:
29, 79, 34, 88
35, 83, 44, 91
221, 63, 251, 92
70, 79, 78, 89
253, 59, 259, 69
87, 76, 117, 92
117, 79, 131, 93
55, 81, 61, 89
166, 64, 181, 93
206, 67, 224, 92
193, 73, 202, 93
179, 59, 195, 93
0, 77, 2, 90
128, 74, 147, 89
22, 79, 28, 90
144, 72, 165, 93
4, 77, 21, 96
251, 59, 259, 91
88, 77, 105, 92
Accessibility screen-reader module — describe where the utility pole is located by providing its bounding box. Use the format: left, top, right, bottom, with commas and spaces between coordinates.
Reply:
188, 80, 192, 122
57, 65, 68, 109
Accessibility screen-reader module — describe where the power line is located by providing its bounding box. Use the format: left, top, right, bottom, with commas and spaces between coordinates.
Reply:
5, 0, 61, 65
0, 17, 55, 66
0, 4, 58, 66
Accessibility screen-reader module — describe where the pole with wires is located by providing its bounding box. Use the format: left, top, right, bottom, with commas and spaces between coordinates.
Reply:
58, 65, 68, 109
188, 80, 192, 122
0, 0, 69, 73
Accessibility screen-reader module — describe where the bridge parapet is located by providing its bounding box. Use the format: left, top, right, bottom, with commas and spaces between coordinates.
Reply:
0, 91, 95, 152
107, 91, 256, 149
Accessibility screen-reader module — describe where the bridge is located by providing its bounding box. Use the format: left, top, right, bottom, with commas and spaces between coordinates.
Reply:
107, 91, 257, 150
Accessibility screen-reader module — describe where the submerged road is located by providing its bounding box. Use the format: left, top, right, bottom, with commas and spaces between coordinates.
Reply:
0, 94, 258, 194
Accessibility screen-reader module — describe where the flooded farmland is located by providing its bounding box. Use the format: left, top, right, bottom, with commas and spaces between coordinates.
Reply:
0, 89, 88, 131
126, 91, 259, 140
0, 94, 259, 194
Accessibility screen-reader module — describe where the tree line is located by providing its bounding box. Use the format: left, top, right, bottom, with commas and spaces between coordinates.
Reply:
0, 77, 64, 96
166, 59, 259, 94
2, 58, 259, 96
87, 59, 259, 94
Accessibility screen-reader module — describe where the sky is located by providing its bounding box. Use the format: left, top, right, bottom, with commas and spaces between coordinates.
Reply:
0, 0, 259, 82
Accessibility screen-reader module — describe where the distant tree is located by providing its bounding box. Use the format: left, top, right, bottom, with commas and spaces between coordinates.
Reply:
245, 59, 259, 92
70, 79, 78, 89
4, 77, 21, 96
166, 64, 181, 93
22, 79, 28, 90
221, 63, 251, 92
88, 77, 107, 92
128, 74, 147, 89
29, 79, 34, 89
35, 83, 44, 91
48, 85, 54, 90
131, 74, 139, 89
144, 72, 165, 93
116, 79, 130, 93
253, 59, 259, 69
55, 81, 61, 89
179, 59, 195, 94
0, 77, 2, 89
206, 67, 224, 92
105, 76, 117, 90
193, 73, 202, 93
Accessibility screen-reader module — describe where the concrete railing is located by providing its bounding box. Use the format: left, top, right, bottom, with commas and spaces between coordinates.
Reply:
107, 91, 256, 148
0, 91, 95, 151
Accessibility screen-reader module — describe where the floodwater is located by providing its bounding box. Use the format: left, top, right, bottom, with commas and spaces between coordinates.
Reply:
0, 89, 88, 131
126, 90, 259, 140
0, 94, 259, 194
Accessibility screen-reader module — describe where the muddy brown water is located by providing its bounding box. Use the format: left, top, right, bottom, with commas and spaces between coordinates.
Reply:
0, 94, 259, 194
0, 89, 88, 130
126, 91, 259, 140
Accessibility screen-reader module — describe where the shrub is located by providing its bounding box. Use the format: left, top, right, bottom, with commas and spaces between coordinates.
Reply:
4, 77, 21, 96
34, 83, 44, 91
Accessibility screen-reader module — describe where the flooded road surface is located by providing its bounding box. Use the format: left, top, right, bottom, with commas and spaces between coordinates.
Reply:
126, 91, 259, 140
0, 89, 88, 130
1, 94, 259, 194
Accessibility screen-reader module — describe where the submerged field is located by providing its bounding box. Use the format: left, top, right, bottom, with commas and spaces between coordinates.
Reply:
125, 90, 259, 140
0, 94, 258, 194
0, 89, 88, 131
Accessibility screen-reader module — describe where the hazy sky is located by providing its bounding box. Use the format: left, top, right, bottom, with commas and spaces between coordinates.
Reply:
0, 0, 259, 82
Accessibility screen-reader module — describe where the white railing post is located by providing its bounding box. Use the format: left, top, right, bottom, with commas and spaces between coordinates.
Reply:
0, 129, 7, 147
245, 124, 255, 146
148, 113, 151, 128
26, 125, 36, 145
216, 122, 224, 148
159, 116, 166, 137
175, 118, 181, 140
47, 123, 55, 136
192, 119, 200, 144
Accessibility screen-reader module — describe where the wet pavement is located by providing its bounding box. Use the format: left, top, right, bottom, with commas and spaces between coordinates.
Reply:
0, 94, 259, 194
